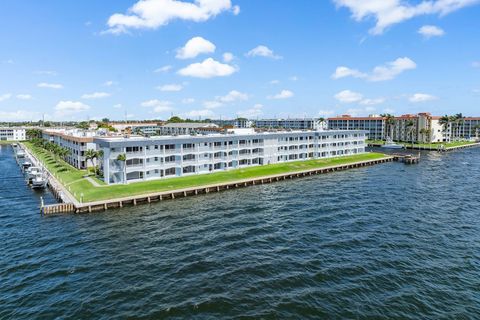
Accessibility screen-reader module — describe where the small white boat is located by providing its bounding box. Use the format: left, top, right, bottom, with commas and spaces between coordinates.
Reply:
31, 173, 48, 189
381, 138, 404, 149
26, 166, 41, 179
16, 150, 26, 158
22, 161, 32, 170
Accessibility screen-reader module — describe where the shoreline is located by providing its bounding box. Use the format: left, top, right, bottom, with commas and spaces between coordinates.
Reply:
18, 142, 393, 213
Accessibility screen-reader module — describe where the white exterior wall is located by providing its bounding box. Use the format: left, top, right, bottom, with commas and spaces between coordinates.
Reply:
42, 131, 97, 169
0, 128, 26, 141
96, 130, 367, 185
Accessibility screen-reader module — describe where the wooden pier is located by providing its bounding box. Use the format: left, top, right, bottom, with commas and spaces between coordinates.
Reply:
392, 154, 420, 164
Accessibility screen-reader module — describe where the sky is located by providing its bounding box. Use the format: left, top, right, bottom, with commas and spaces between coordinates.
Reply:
0, 0, 479, 122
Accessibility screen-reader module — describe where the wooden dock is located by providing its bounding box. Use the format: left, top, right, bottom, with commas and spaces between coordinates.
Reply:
392, 154, 420, 164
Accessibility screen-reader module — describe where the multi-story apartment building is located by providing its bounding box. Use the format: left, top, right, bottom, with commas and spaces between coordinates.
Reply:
327, 115, 386, 140
42, 129, 99, 169
0, 127, 26, 141
158, 123, 220, 135
254, 118, 325, 131
95, 130, 367, 184
328, 113, 447, 143
391, 113, 445, 143
210, 119, 254, 128
452, 117, 480, 140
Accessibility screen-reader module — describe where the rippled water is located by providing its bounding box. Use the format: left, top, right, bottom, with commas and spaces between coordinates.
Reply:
1, 144, 480, 319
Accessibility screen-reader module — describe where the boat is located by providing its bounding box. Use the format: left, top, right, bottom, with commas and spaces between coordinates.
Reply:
22, 161, 32, 170
16, 150, 26, 158
26, 166, 41, 179
31, 173, 48, 189
381, 138, 404, 149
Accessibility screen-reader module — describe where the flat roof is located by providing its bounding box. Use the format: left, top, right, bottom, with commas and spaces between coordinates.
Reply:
94, 129, 368, 147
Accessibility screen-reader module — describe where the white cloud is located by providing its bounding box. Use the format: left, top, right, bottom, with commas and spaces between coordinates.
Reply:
332, 66, 367, 79
203, 100, 223, 109
105, 0, 237, 34
333, 0, 479, 35
270, 80, 280, 85
2, 59, 14, 64
0, 93, 12, 102
178, 58, 237, 78
334, 57, 416, 82
113, 104, 123, 108
232, 5, 240, 15
55, 101, 90, 115
185, 109, 215, 118
176, 36, 216, 59
37, 82, 63, 89
182, 98, 195, 104
223, 52, 234, 63
409, 93, 438, 102
318, 109, 335, 117
418, 25, 445, 38
472, 61, 480, 68
16, 94, 32, 100
218, 90, 248, 103
334, 90, 363, 103
236, 104, 263, 118
0, 110, 40, 121
103, 80, 117, 86
82, 92, 111, 99
360, 98, 386, 105
154, 65, 173, 73
141, 99, 173, 113
290, 76, 299, 81
157, 84, 183, 92
246, 45, 282, 59
268, 89, 294, 100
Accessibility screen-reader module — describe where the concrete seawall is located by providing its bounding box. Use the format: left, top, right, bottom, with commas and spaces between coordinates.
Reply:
73, 156, 394, 214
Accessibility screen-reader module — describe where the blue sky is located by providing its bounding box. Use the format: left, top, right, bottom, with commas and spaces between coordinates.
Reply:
1, 0, 479, 122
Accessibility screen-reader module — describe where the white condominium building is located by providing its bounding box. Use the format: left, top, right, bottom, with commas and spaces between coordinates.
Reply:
42, 129, 99, 169
327, 116, 386, 141
95, 130, 367, 185
0, 127, 26, 141
254, 118, 326, 131
158, 123, 221, 135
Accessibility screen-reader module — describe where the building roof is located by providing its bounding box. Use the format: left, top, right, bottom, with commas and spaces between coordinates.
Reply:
161, 122, 219, 129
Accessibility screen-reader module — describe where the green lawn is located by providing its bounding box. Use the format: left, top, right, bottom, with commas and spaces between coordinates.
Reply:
24, 141, 388, 203
0, 140, 18, 145
367, 139, 477, 149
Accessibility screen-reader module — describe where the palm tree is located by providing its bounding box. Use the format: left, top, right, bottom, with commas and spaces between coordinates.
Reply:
454, 113, 465, 140
85, 149, 97, 174
439, 115, 451, 142
116, 153, 127, 184
96, 150, 104, 177
406, 120, 415, 146
381, 114, 395, 141
474, 124, 480, 141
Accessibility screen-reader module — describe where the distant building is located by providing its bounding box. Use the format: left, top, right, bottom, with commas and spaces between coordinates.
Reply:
254, 118, 325, 130
110, 122, 161, 135
328, 113, 448, 143
210, 119, 254, 128
95, 130, 367, 184
327, 115, 386, 141
0, 127, 26, 141
158, 123, 220, 135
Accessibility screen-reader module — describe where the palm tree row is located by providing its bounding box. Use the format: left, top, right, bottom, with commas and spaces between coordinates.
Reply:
439, 113, 466, 142
31, 138, 71, 161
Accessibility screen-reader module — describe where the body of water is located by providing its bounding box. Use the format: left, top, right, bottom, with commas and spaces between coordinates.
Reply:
1, 144, 479, 319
